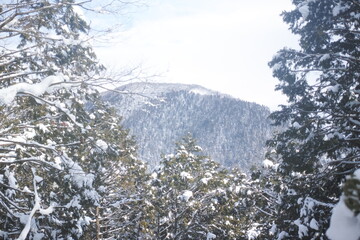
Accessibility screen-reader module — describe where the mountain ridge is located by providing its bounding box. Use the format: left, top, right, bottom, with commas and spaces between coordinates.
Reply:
103, 82, 272, 169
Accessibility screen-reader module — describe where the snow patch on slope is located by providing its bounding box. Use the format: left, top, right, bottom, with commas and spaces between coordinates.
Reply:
118, 82, 219, 97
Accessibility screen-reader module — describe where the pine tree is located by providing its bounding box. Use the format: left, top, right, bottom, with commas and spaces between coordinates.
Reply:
266, 0, 360, 238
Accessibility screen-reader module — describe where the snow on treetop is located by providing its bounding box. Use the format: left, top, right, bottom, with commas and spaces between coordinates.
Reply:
298, 4, 310, 19
271, 62, 283, 72
206, 232, 216, 240
326, 84, 341, 93
180, 171, 193, 180
189, 88, 213, 96
247, 224, 261, 240
294, 219, 309, 238
194, 145, 203, 151
65, 196, 82, 209
263, 159, 274, 168
309, 218, 319, 230
332, 2, 349, 17
201, 172, 213, 184
354, 169, 360, 179
319, 54, 330, 63
39, 206, 54, 216
178, 190, 193, 202
96, 139, 108, 152
201, 177, 211, 185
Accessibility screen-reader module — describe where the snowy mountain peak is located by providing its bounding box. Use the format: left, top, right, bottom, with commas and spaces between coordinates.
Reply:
103, 82, 272, 169
102, 82, 224, 118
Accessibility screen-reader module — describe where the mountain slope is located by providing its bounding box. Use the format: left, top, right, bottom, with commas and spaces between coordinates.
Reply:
103, 82, 272, 169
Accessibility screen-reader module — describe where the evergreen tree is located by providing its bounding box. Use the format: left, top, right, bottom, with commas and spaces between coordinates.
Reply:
0, 1, 145, 239
269, 0, 360, 176
266, 0, 360, 238
147, 134, 263, 239
67, 93, 149, 240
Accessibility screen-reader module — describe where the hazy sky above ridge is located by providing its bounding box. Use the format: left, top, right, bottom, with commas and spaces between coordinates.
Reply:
94, 0, 299, 110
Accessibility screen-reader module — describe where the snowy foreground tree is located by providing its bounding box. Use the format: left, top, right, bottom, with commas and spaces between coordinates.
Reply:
266, 0, 360, 239
146, 135, 274, 239
0, 1, 146, 239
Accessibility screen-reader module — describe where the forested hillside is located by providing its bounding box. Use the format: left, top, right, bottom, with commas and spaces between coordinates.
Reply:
103, 82, 272, 169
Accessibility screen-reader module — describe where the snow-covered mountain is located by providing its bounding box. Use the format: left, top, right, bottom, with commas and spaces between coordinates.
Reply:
103, 82, 272, 170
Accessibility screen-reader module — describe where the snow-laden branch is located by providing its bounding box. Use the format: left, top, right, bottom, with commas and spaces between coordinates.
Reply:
349, 117, 360, 126
0, 70, 50, 83
0, 190, 25, 215
0, 157, 61, 170
17, 168, 41, 240
0, 138, 55, 151
0, 75, 64, 105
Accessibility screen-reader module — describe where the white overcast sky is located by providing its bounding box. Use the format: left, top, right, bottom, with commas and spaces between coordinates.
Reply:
94, 0, 299, 110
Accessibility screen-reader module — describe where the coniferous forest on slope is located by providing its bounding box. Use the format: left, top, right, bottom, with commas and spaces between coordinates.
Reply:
0, 1, 359, 240
103, 83, 273, 170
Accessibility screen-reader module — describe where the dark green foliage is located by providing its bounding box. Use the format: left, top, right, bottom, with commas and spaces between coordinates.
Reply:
0, 1, 145, 239
268, 0, 360, 175
264, 0, 360, 238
